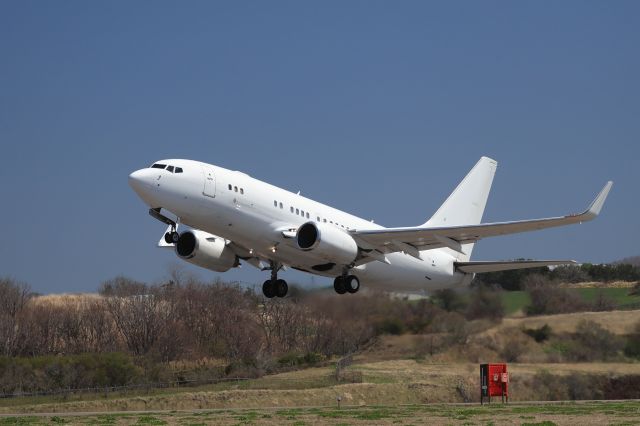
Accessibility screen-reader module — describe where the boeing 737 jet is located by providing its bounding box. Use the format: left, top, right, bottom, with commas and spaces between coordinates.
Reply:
128, 157, 612, 298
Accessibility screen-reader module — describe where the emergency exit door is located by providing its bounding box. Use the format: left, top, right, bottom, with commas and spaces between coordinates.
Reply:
202, 166, 216, 198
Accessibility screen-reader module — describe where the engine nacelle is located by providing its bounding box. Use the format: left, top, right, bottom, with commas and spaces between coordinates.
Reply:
296, 221, 358, 265
175, 230, 238, 272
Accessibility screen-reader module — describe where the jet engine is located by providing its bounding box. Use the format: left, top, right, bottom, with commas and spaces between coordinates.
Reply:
175, 230, 238, 272
296, 221, 358, 265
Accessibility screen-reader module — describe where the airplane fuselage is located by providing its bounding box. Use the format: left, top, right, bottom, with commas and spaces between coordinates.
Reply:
129, 159, 464, 293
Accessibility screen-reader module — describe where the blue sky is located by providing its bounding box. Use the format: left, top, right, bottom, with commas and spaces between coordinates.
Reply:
1, 1, 638, 293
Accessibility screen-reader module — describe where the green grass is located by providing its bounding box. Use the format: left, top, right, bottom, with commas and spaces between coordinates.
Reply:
501, 291, 531, 314
501, 287, 640, 315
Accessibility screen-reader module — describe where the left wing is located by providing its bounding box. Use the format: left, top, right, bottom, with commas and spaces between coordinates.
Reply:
351, 181, 612, 259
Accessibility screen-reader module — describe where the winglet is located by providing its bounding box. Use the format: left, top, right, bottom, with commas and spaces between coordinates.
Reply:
581, 181, 613, 220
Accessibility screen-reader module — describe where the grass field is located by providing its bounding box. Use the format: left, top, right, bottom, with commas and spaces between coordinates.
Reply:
500, 287, 640, 314
1, 401, 640, 425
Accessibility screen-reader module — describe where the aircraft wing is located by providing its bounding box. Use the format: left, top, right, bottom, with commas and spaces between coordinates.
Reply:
454, 259, 576, 273
351, 181, 612, 259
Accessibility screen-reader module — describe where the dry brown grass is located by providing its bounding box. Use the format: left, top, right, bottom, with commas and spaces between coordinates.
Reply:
482, 309, 640, 337
30, 293, 102, 307
559, 280, 637, 288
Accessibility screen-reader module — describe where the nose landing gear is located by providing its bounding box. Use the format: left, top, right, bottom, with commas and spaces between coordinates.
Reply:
164, 229, 180, 244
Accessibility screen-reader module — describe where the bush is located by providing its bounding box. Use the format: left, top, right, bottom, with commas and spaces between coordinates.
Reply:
624, 321, 640, 359
374, 318, 405, 335
524, 274, 587, 315
465, 286, 504, 320
430, 289, 466, 313
566, 320, 623, 361
523, 324, 552, 343
0, 353, 140, 394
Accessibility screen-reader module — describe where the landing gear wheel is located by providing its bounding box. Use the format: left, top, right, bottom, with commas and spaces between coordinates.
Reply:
262, 280, 276, 298
275, 279, 288, 298
333, 276, 347, 294
164, 232, 173, 244
170, 231, 180, 243
345, 275, 360, 294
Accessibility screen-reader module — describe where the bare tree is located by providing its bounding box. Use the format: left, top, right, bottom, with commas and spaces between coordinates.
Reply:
105, 281, 173, 356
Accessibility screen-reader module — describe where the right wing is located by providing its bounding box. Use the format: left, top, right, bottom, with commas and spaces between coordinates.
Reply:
351, 181, 612, 259
454, 259, 576, 273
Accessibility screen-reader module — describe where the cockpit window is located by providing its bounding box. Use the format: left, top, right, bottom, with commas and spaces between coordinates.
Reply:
175, 167, 183, 173
167, 165, 174, 173
151, 163, 166, 169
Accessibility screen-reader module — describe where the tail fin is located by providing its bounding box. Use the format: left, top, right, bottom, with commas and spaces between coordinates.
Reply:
424, 156, 497, 261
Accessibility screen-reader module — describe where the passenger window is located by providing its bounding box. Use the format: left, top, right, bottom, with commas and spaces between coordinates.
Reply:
274, 200, 278, 207
240, 188, 244, 194
301, 210, 304, 217
234, 186, 238, 192
279, 202, 283, 209
317, 216, 320, 221
323, 219, 327, 223
166, 166, 174, 173
151, 164, 166, 169
306, 212, 310, 219
175, 167, 183, 173
228, 184, 232, 190
290, 207, 294, 213
296, 208, 299, 215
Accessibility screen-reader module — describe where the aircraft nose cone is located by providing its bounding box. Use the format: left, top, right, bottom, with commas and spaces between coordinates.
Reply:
128, 169, 152, 195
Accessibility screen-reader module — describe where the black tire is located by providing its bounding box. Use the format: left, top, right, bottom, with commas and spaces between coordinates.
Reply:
171, 232, 180, 243
333, 276, 347, 295
262, 279, 276, 298
275, 279, 288, 298
164, 232, 173, 244
346, 275, 360, 294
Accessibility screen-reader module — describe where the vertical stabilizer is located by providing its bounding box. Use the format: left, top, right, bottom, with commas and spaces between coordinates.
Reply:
424, 156, 497, 260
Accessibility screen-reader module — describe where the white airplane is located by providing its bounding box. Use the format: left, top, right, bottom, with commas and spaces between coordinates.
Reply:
128, 157, 612, 298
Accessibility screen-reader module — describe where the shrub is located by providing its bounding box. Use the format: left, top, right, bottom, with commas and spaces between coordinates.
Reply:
523, 324, 552, 342
465, 286, 504, 320
591, 290, 616, 311
374, 318, 405, 335
566, 320, 623, 361
430, 289, 466, 313
624, 321, 640, 359
524, 274, 587, 315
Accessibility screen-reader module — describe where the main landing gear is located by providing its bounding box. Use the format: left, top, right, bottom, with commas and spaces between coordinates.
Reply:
262, 262, 288, 299
333, 275, 360, 295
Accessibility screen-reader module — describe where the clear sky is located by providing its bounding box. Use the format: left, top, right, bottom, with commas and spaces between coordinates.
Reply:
1, 1, 638, 294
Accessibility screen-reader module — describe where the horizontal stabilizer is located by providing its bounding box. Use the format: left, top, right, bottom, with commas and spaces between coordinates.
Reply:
455, 260, 576, 274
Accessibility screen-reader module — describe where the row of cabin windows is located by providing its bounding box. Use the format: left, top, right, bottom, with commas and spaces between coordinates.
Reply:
228, 184, 244, 194
151, 163, 183, 173
273, 200, 349, 229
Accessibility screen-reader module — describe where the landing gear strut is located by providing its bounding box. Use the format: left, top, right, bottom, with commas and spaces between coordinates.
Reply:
262, 262, 288, 298
149, 208, 180, 244
333, 274, 360, 295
